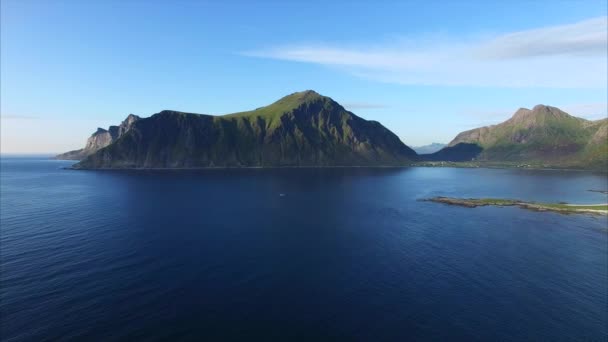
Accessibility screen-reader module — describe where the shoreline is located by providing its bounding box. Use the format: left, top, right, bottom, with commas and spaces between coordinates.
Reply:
63, 164, 413, 171
412, 161, 607, 173
60, 164, 607, 173
14, 156, 600, 173
425, 196, 608, 216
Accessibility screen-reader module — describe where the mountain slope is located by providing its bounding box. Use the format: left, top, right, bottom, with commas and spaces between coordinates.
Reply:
431, 105, 607, 169
422, 143, 482, 162
412, 143, 446, 154
55, 114, 140, 160
73, 91, 418, 168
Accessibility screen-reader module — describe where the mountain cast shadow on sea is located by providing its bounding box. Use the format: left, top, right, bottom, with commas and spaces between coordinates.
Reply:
56, 91, 607, 170
421, 143, 483, 162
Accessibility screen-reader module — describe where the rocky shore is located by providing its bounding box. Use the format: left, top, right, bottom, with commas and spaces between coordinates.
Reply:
425, 197, 608, 215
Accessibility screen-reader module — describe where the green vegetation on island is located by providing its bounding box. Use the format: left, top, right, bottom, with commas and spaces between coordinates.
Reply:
421, 105, 608, 171
70, 91, 418, 169
426, 196, 608, 215
57, 91, 607, 170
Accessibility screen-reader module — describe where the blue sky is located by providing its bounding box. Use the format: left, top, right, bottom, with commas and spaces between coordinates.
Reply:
1, 0, 607, 153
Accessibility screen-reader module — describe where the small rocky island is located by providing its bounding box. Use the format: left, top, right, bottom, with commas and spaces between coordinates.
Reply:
426, 197, 608, 215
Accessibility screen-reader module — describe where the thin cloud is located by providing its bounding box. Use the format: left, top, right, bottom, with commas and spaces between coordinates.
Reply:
245, 46, 430, 69
1, 114, 40, 120
243, 16, 608, 88
561, 102, 608, 120
477, 17, 607, 59
342, 102, 388, 110
459, 102, 608, 128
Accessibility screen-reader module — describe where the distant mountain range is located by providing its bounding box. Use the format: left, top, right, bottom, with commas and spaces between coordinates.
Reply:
423, 105, 607, 170
66, 91, 418, 168
57, 93, 606, 170
412, 143, 446, 154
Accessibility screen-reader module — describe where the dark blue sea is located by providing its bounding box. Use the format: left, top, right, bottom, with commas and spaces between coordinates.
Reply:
1, 157, 607, 341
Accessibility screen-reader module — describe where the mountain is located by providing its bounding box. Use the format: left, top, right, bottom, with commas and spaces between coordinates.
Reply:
55, 114, 140, 160
422, 143, 482, 162
71, 91, 418, 169
412, 143, 446, 154
428, 105, 607, 169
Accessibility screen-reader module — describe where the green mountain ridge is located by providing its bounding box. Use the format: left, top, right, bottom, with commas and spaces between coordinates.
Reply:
59, 95, 606, 170
72, 91, 418, 168
427, 105, 607, 170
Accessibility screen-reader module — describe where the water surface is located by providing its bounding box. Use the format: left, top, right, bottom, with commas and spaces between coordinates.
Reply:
1, 157, 607, 340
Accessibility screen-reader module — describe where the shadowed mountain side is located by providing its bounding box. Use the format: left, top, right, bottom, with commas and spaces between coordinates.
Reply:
74, 91, 418, 169
421, 143, 483, 162
442, 105, 607, 170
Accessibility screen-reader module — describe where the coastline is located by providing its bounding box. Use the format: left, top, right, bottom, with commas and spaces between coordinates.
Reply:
44, 156, 607, 173
63, 165, 414, 171
61, 163, 606, 173
412, 161, 608, 173
425, 196, 608, 216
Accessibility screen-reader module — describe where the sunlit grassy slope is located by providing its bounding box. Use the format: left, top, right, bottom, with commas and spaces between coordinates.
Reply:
76, 91, 418, 168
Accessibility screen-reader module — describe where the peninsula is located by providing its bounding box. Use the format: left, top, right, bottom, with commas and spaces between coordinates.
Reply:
426, 197, 608, 215
421, 105, 608, 170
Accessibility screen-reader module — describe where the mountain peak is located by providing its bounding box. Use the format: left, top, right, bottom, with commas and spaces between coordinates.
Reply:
512, 107, 532, 118
236, 90, 341, 119
71, 90, 417, 168
531, 104, 572, 119
510, 104, 571, 122
278, 90, 327, 104
157, 110, 182, 116
301, 89, 320, 95
444, 103, 606, 169
530, 104, 568, 114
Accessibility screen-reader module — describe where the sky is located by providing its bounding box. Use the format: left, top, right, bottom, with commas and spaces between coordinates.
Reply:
1, 0, 607, 153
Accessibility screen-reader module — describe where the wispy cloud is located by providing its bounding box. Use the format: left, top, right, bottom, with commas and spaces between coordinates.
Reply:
561, 102, 608, 120
477, 17, 608, 59
1, 114, 40, 120
342, 102, 387, 110
243, 17, 607, 88
459, 102, 608, 129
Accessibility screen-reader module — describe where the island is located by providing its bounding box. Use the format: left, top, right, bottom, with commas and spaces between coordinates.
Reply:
419, 105, 608, 171
61, 90, 419, 169
425, 197, 608, 215
55, 91, 607, 170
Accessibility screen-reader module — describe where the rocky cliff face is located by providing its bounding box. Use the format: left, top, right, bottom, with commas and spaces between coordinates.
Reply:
73, 91, 418, 168
117, 114, 139, 136
83, 128, 114, 152
55, 114, 140, 160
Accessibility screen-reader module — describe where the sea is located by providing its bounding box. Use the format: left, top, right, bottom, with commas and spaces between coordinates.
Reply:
1, 156, 607, 341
